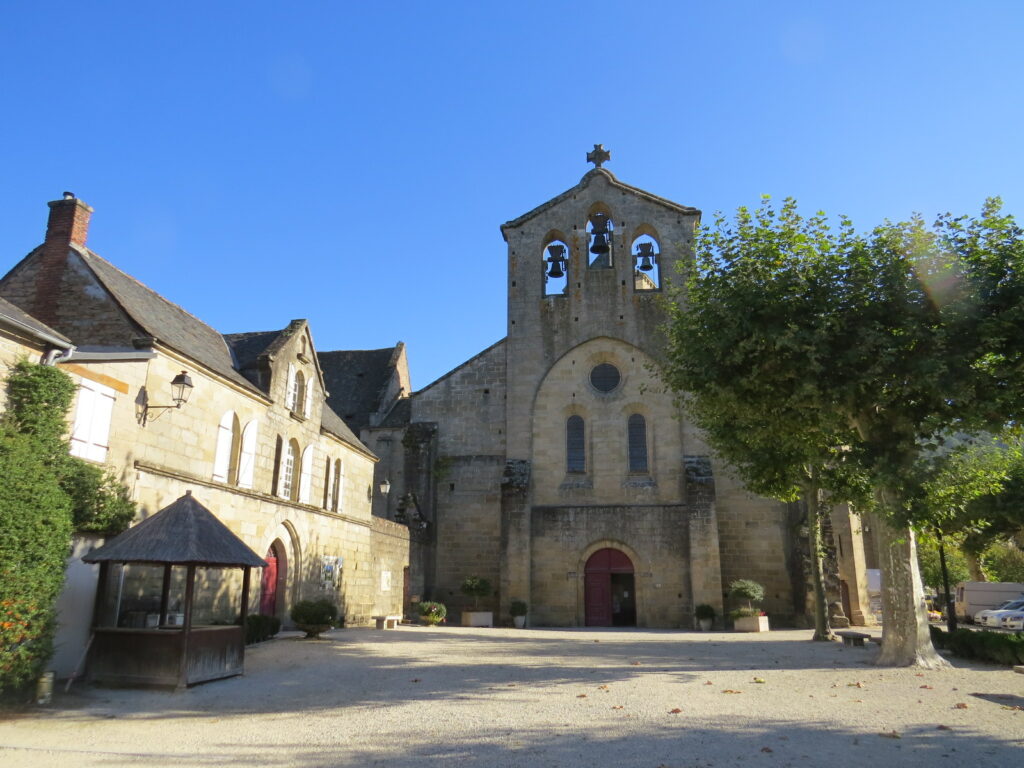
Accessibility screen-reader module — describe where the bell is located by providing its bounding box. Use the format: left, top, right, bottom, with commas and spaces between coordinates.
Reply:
636, 242, 656, 271
546, 244, 566, 278
589, 213, 611, 254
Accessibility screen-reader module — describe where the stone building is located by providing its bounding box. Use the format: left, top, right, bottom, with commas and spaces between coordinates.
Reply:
0, 194, 410, 673
364, 149, 871, 627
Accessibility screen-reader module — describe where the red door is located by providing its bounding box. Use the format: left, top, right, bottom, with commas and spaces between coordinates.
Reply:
260, 548, 278, 617
585, 549, 635, 627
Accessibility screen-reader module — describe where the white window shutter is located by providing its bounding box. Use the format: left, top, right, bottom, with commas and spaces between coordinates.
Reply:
237, 420, 259, 489
70, 380, 115, 463
212, 411, 235, 482
286, 363, 297, 410
299, 446, 313, 504
336, 460, 344, 513
303, 376, 314, 418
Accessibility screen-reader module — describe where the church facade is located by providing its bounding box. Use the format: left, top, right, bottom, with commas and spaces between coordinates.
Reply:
365, 150, 870, 627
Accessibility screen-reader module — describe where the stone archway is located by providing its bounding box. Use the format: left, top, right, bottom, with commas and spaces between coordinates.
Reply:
584, 548, 636, 627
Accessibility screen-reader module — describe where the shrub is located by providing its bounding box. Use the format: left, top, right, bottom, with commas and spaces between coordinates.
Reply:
695, 603, 716, 621
62, 459, 136, 535
930, 625, 1024, 666
728, 607, 761, 620
245, 614, 281, 645
417, 601, 447, 625
290, 599, 338, 627
460, 576, 491, 610
729, 579, 765, 606
510, 600, 528, 617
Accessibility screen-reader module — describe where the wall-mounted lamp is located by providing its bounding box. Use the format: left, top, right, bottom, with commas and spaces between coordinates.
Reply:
143, 371, 194, 425
379, 478, 391, 497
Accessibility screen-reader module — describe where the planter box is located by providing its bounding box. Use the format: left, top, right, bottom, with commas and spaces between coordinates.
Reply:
734, 615, 770, 633
461, 611, 493, 627
513, 615, 526, 629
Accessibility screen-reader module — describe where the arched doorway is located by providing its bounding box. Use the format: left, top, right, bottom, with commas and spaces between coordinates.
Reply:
260, 541, 285, 617
585, 548, 636, 627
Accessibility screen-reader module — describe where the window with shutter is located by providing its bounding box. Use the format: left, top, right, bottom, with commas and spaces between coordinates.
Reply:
627, 414, 649, 473
281, 440, 298, 500
299, 446, 313, 503
323, 457, 333, 509
286, 363, 297, 410
238, 420, 259, 489
334, 459, 344, 512
303, 376, 313, 418
69, 379, 116, 463
566, 415, 586, 473
212, 411, 237, 482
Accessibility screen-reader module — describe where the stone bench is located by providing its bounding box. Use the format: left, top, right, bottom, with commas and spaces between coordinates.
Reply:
836, 630, 872, 647
373, 615, 402, 630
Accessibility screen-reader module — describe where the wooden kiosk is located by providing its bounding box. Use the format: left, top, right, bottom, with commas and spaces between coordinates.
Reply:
83, 491, 266, 689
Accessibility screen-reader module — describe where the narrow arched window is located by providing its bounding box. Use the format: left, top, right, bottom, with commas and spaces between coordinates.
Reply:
628, 414, 649, 473
281, 439, 299, 500
272, 435, 284, 496
323, 457, 334, 509
238, 420, 259, 489
333, 459, 344, 512
566, 415, 586, 473
294, 370, 306, 415
632, 234, 660, 291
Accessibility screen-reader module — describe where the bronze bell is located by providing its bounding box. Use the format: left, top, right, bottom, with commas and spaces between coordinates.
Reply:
589, 213, 611, 254
636, 242, 656, 271
546, 243, 566, 278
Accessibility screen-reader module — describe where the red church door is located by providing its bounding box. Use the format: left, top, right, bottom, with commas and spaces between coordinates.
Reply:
260, 547, 278, 617
585, 549, 636, 627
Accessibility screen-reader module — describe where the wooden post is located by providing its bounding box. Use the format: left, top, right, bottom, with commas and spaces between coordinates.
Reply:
177, 564, 196, 690
91, 561, 110, 628
159, 564, 172, 626
240, 567, 251, 624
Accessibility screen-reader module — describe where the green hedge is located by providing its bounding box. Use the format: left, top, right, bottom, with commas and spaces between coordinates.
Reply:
245, 614, 281, 645
930, 625, 1024, 666
290, 599, 338, 626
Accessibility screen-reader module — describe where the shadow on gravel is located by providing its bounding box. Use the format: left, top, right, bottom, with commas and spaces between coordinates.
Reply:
4, 717, 1015, 767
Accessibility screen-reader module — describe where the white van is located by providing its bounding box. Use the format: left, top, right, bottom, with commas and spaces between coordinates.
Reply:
954, 581, 1024, 623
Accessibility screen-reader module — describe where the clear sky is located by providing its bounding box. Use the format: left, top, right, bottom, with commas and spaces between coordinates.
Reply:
2, 2, 1022, 388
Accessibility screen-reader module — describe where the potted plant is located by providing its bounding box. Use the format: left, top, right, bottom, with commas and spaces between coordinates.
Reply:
290, 598, 338, 638
729, 579, 769, 632
510, 600, 528, 628
460, 576, 494, 627
695, 603, 716, 631
417, 601, 447, 626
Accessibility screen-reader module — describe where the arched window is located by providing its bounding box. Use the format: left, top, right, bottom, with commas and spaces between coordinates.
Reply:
237, 419, 259, 489
632, 234, 660, 291
627, 414, 649, 473
286, 363, 297, 410
587, 211, 614, 268
280, 439, 300, 500
303, 374, 314, 418
566, 415, 586, 473
298, 445, 314, 503
212, 411, 241, 484
542, 239, 569, 297
294, 370, 306, 416
323, 457, 334, 509
333, 459, 344, 512
272, 435, 284, 496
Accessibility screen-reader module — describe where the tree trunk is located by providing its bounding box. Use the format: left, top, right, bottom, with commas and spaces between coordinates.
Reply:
870, 510, 948, 668
964, 550, 986, 582
804, 486, 833, 641
937, 530, 957, 633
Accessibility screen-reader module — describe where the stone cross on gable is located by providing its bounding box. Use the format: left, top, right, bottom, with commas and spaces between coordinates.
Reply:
586, 144, 611, 168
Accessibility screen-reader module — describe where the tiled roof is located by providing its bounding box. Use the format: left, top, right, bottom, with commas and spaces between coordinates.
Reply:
75, 246, 262, 394
0, 295, 72, 347
379, 397, 411, 428
319, 403, 375, 457
319, 347, 397, 434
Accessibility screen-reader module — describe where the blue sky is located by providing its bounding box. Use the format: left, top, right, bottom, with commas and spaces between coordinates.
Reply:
2, 2, 1022, 388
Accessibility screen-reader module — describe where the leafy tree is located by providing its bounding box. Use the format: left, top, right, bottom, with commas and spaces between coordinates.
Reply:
665, 197, 1024, 667
984, 541, 1024, 582
916, 534, 970, 592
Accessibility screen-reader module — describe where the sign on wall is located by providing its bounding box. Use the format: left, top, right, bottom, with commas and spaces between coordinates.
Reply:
321, 556, 342, 589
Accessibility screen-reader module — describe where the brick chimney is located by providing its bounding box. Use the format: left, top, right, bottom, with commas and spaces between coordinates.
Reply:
46, 191, 93, 247
28, 192, 94, 325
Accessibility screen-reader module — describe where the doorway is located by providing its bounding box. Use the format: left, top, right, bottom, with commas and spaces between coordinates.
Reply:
260, 541, 284, 617
584, 548, 636, 627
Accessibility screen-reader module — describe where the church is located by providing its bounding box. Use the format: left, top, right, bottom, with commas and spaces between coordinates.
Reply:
352, 147, 872, 628
0, 149, 870, 652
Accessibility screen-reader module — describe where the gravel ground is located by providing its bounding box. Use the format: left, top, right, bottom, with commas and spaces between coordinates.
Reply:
1, 626, 1022, 768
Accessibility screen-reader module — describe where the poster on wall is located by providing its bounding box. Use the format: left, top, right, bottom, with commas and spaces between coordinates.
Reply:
321, 556, 342, 589
381, 570, 392, 592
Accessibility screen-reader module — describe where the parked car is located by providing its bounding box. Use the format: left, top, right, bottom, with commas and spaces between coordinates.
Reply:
1000, 610, 1024, 631
956, 582, 1024, 622
974, 598, 1024, 627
